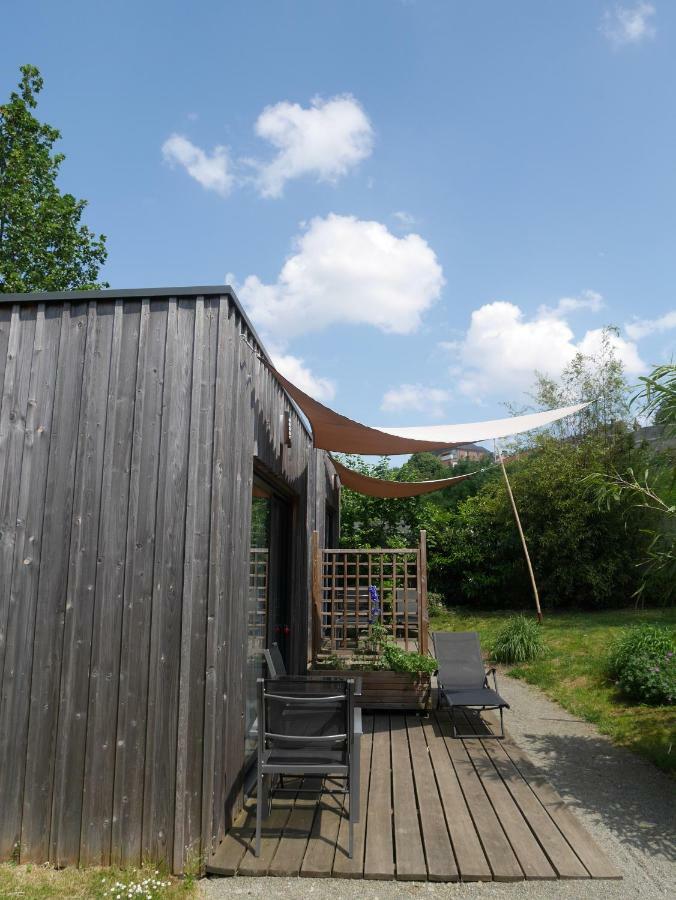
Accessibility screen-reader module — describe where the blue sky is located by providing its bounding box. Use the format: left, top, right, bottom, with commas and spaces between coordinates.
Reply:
4, 0, 675, 430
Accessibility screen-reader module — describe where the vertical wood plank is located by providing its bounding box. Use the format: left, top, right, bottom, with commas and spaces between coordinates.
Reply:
111, 299, 168, 865
50, 302, 115, 866
141, 299, 195, 866
310, 530, 321, 661
418, 529, 428, 656
0, 304, 13, 416
0, 306, 36, 704
79, 301, 141, 865
201, 295, 231, 859
0, 305, 60, 859
173, 297, 216, 873
20, 302, 89, 862
221, 311, 253, 835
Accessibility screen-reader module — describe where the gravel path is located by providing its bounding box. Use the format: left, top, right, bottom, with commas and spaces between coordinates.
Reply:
201, 675, 675, 900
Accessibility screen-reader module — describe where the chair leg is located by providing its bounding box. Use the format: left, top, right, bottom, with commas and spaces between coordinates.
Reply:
255, 769, 263, 857
348, 775, 357, 859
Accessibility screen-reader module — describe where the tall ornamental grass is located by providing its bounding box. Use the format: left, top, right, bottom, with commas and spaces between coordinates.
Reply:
491, 615, 545, 664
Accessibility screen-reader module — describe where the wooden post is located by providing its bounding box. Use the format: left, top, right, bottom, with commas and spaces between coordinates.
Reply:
311, 530, 322, 662
418, 530, 429, 655
496, 443, 543, 623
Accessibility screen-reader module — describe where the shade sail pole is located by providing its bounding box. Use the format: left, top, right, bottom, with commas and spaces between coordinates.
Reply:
495, 441, 543, 623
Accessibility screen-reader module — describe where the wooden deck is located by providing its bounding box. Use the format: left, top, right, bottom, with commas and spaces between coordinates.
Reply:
207, 710, 621, 882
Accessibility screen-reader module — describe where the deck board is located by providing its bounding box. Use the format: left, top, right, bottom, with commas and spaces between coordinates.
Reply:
391, 716, 427, 880
363, 714, 395, 880
405, 713, 458, 881
422, 715, 491, 881
207, 710, 621, 883
332, 714, 373, 877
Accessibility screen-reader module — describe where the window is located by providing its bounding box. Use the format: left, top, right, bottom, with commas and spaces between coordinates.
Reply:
246, 483, 271, 758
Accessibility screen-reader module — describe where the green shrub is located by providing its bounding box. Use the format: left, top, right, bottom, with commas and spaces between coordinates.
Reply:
607, 625, 675, 704
491, 615, 545, 664
427, 591, 446, 617
381, 643, 438, 675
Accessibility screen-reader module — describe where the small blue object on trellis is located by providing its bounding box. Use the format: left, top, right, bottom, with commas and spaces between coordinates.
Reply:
368, 584, 381, 622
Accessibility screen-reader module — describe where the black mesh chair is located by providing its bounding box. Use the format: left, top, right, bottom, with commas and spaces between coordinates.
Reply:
432, 631, 509, 738
255, 676, 360, 858
263, 643, 286, 678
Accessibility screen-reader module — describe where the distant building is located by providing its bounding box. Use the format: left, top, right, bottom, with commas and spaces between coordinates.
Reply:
432, 442, 492, 468
632, 424, 676, 453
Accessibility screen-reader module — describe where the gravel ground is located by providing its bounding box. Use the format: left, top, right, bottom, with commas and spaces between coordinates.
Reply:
201, 675, 675, 900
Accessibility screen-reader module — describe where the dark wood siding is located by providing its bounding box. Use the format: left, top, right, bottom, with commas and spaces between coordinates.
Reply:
0, 289, 337, 873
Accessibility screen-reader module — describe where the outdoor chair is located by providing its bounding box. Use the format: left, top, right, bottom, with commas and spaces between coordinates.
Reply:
264, 642, 363, 695
263, 642, 286, 678
255, 676, 361, 858
432, 631, 509, 738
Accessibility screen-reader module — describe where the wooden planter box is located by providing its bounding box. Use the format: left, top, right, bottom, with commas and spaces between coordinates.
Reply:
314, 669, 434, 710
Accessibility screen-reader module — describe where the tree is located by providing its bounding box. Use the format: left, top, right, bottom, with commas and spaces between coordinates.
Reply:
589, 364, 676, 603
0, 65, 107, 293
528, 326, 630, 445
337, 451, 496, 549
433, 436, 642, 608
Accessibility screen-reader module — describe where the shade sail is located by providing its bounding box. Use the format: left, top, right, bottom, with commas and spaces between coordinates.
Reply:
271, 367, 590, 455
331, 456, 480, 498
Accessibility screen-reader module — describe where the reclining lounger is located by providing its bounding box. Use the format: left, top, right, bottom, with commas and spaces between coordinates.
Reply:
432, 631, 509, 738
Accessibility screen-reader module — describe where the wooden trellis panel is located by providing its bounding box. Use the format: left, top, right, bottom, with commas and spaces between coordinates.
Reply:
313, 531, 428, 657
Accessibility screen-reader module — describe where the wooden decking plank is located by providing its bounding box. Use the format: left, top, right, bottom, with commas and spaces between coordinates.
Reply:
457, 711, 555, 881
438, 712, 523, 881
390, 715, 427, 880
497, 733, 622, 880
422, 715, 491, 882
268, 779, 319, 876
237, 799, 293, 876
300, 792, 343, 877
207, 802, 255, 876
405, 714, 459, 881
483, 738, 590, 879
363, 714, 395, 880
333, 714, 373, 878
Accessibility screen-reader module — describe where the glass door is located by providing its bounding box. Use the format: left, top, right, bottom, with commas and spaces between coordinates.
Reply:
245, 478, 291, 759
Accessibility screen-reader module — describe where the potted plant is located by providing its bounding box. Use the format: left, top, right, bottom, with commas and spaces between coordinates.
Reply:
315, 611, 437, 710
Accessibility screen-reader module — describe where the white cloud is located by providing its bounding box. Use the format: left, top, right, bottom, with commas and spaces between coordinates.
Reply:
446, 300, 645, 399
392, 210, 418, 229
272, 353, 336, 402
161, 134, 233, 197
234, 213, 444, 342
625, 310, 676, 340
538, 289, 604, 318
601, 3, 656, 47
381, 384, 450, 419
253, 95, 373, 197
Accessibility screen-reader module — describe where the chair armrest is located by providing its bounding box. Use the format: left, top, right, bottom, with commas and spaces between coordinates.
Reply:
484, 667, 499, 691
353, 707, 363, 737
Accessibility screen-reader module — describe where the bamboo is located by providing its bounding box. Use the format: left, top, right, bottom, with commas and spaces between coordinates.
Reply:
495, 442, 543, 623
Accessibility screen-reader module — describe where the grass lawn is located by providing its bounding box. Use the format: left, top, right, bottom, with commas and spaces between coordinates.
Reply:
430, 606, 676, 774
0, 863, 197, 899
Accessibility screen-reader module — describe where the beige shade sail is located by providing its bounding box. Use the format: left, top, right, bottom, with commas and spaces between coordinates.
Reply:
271, 366, 590, 455
330, 455, 482, 498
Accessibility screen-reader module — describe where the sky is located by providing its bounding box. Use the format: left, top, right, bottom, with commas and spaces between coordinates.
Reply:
4, 0, 676, 434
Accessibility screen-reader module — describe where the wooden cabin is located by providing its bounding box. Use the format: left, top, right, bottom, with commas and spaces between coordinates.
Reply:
0, 286, 339, 874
